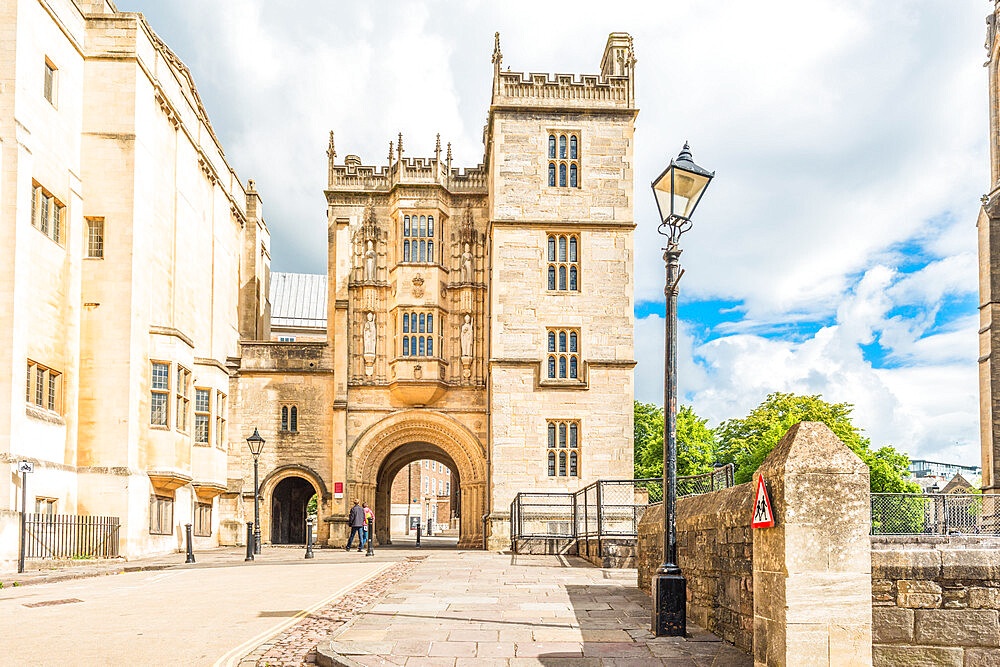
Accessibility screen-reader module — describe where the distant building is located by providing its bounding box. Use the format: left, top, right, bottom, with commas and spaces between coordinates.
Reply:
908, 460, 982, 480
388, 461, 456, 536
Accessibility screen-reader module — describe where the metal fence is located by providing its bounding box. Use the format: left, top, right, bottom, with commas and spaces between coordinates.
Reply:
509, 492, 576, 539
23, 514, 121, 559
871, 493, 1000, 536
510, 464, 735, 549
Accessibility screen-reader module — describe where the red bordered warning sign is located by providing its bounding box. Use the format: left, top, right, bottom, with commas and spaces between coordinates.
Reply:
751, 475, 774, 528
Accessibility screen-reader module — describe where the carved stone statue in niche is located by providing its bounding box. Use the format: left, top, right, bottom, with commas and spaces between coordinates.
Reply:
461, 314, 473, 358
461, 243, 474, 283
363, 312, 376, 355
363, 311, 376, 377
364, 241, 376, 282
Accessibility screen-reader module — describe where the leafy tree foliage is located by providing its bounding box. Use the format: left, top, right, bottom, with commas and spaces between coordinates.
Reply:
633, 401, 717, 479
715, 392, 919, 493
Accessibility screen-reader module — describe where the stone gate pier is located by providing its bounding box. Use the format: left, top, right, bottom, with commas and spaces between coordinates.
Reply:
639, 422, 873, 665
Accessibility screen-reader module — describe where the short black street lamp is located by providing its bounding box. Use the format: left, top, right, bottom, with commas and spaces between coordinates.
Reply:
650, 142, 714, 637
246, 428, 265, 555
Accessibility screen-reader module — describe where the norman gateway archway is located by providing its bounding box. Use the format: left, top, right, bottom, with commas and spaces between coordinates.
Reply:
348, 411, 487, 548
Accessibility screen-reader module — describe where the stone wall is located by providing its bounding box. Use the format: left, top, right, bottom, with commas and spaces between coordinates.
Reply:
638, 423, 873, 663
638, 482, 754, 652
872, 536, 1000, 666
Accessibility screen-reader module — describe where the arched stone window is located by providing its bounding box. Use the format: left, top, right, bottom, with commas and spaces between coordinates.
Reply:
547, 420, 580, 477
401, 310, 438, 358
546, 328, 581, 380
545, 131, 581, 189
546, 233, 580, 292
401, 212, 436, 264
281, 405, 298, 433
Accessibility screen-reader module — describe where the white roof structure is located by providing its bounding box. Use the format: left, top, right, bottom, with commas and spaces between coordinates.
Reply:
270, 272, 327, 330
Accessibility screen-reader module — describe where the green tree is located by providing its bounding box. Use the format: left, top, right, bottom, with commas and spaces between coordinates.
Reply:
717, 392, 919, 493
634, 401, 717, 479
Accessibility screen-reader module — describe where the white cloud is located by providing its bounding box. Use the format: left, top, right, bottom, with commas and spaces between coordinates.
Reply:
635, 262, 980, 465
119, 0, 989, 466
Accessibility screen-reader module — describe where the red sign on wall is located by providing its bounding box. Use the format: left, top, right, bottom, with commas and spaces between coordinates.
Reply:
751, 476, 774, 529
334, 482, 344, 499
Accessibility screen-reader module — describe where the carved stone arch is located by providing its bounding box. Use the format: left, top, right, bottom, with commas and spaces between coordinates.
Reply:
260, 464, 329, 500
349, 410, 487, 548
259, 464, 329, 546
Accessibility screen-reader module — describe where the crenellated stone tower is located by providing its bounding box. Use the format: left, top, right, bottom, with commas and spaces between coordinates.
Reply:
228, 32, 637, 550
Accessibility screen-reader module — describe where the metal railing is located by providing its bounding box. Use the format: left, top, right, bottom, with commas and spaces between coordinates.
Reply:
23, 514, 121, 559
871, 493, 1000, 536
510, 464, 735, 549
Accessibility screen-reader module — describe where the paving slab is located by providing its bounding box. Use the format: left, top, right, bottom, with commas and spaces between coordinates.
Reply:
317, 550, 751, 666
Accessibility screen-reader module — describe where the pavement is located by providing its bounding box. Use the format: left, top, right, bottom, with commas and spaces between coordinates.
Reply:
0, 546, 399, 666
319, 550, 751, 666
0, 544, 751, 666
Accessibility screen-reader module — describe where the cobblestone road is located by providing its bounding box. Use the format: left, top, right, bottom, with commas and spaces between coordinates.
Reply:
242, 558, 419, 666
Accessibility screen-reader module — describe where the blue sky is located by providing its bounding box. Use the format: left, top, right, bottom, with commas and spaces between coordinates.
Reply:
118, 0, 988, 465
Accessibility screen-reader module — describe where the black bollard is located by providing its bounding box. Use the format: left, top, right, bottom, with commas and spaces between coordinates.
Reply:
245, 521, 254, 562
305, 517, 315, 559
365, 517, 375, 557
185, 523, 196, 563
415, 523, 421, 548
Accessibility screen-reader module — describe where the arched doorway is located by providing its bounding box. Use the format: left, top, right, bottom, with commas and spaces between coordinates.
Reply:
349, 410, 488, 548
270, 476, 315, 544
375, 443, 461, 546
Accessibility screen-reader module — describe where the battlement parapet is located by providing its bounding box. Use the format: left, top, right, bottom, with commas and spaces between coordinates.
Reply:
492, 71, 633, 109
328, 153, 487, 194
488, 31, 636, 111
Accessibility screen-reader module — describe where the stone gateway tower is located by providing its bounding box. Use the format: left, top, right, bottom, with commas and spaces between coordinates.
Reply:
227, 33, 637, 549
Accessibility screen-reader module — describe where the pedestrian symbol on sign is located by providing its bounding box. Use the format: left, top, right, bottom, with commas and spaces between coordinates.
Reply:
751, 475, 774, 529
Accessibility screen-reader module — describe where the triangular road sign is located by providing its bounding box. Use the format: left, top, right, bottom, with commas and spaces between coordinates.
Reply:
751, 475, 774, 528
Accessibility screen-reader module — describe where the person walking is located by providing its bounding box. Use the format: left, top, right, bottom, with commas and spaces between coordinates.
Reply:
345, 499, 365, 552
361, 502, 375, 549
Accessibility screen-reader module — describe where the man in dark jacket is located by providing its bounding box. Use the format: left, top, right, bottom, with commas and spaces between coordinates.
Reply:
345, 500, 365, 552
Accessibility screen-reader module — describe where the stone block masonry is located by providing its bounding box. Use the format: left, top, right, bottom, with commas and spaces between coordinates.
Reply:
639, 422, 873, 664
872, 536, 1000, 666
638, 482, 754, 652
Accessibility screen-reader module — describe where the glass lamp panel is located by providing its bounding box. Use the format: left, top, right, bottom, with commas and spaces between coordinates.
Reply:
653, 166, 711, 220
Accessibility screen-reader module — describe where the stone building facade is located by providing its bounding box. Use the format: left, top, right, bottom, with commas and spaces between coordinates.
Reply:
0, 0, 269, 567
982, 2, 1000, 495
228, 33, 637, 550
0, 3, 635, 564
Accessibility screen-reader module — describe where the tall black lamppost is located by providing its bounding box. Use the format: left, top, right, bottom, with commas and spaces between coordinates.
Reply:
650, 142, 714, 637
246, 428, 265, 555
